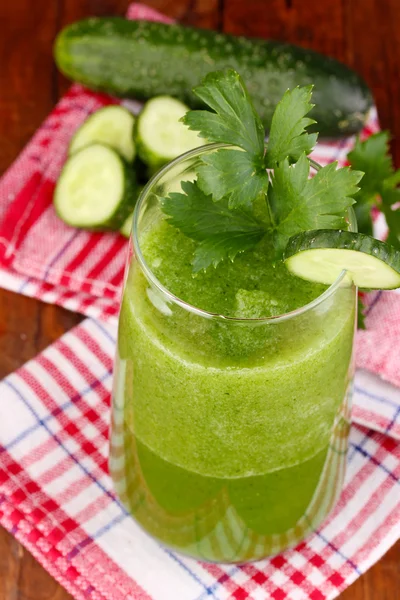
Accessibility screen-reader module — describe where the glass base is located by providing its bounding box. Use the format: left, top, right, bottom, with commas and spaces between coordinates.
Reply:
110, 397, 350, 564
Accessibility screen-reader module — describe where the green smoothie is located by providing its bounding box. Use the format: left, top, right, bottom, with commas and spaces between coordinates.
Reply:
110, 216, 355, 562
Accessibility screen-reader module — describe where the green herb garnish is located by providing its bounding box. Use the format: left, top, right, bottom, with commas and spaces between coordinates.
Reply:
358, 296, 367, 329
269, 154, 362, 253
265, 85, 318, 166
348, 131, 400, 246
162, 69, 364, 272
183, 70, 268, 208
162, 181, 265, 272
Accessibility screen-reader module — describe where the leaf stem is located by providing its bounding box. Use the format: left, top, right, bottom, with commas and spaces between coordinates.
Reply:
265, 191, 276, 230
384, 169, 400, 188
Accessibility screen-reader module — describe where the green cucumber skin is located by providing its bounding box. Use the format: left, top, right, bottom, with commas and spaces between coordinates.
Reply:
285, 229, 400, 278
55, 17, 373, 137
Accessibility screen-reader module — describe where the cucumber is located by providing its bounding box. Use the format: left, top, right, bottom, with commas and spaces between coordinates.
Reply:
284, 230, 400, 290
120, 185, 144, 238
69, 105, 136, 162
54, 143, 136, 230
120, 211, 134, 238
54, 18, 373, 137
136, 97, 201, 169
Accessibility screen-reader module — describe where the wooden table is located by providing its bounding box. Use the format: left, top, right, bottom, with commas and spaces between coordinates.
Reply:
1, 1, 400, 598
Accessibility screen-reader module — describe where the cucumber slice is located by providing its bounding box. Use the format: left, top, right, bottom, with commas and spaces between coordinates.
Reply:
55, 143, 136, 230
120, 185, 144, 238
284, 230, 400, 290
120, 211, 133, 238
136, 96, 201, 169
69, 106, 136, 162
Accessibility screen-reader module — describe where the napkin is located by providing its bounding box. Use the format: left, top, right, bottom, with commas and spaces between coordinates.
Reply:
0, 318, 399, 600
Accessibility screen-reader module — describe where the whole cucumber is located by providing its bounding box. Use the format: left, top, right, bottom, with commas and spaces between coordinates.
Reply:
55, 17, 373, 137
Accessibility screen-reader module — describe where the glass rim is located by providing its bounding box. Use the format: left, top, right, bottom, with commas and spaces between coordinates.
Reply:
132, 143, 357, 324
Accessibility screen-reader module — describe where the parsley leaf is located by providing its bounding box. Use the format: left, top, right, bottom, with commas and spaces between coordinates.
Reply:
269, 154, 363, 252
161, 181, 266, 272
182, 70, 268, 208
162, 71, 365, 273
381, 196, 400, 247
196, 149, 269, 209
348, 132, 393, 196
347, 131, 400, 245
265, 86, 318, 167
354, 201, 374, 236
183, 69, 265, 154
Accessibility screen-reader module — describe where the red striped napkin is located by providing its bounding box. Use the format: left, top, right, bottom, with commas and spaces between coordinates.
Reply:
0, 317, 399, 600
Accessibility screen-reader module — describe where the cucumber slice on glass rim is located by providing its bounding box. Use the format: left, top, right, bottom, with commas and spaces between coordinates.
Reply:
284, 229, 400, 290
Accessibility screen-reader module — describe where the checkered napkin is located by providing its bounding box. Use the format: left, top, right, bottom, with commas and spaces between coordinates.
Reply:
0, 318, 399, 600
0, 4, 400, 385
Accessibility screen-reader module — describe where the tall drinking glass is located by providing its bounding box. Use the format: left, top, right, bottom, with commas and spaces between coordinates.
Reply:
110, 144, 357, 563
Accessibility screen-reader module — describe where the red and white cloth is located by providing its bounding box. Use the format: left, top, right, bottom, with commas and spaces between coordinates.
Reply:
0, 4, 400, 599
0, 318, 399, 600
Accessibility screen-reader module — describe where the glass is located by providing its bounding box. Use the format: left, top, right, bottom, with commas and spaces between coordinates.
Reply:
110, 144, 357, 563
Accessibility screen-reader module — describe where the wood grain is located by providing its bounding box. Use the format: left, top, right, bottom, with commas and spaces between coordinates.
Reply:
0, 0, 399, 598
0, 528, 23, 600
344, 0, 400, 167
224, 0, 347, 59
0, 0, 58, 171
341, 544, 400, 600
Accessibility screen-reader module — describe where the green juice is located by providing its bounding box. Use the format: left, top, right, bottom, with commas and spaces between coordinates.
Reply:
110, 219, 355, 562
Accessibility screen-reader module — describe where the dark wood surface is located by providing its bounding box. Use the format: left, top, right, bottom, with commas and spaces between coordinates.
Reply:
1, 0, 400, 598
